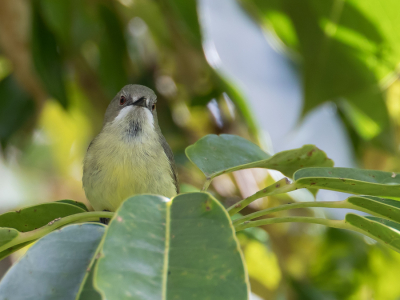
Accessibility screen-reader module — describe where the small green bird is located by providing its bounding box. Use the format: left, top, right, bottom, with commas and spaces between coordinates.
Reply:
83, 85, 179, 212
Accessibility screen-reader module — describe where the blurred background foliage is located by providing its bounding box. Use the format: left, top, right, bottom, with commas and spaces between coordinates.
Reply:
0, 0, 400, 299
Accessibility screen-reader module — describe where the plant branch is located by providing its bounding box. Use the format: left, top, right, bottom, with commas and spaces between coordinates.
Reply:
227, 177, 296, 216
0, 211, 114, 253
233, 200, 350, 225
235, 216, 351, 232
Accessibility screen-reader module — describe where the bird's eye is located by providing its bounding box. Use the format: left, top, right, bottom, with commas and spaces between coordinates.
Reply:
119, 96, 127, 105
151, 104, 156, 111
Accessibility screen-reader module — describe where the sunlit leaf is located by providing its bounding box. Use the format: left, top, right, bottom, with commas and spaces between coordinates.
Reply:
94, 193, 249, 300
0, 224, 105, 300
240, 0, 395, 140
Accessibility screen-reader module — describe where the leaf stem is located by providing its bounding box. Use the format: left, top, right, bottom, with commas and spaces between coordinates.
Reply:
235, 216, 351, 232
202, 178, 212, 191
227, 178, 296, 216
0, 211, 114, 253
233, 200, 349, 225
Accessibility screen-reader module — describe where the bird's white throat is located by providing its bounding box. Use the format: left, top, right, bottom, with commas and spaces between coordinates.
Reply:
108, 106, 155, 143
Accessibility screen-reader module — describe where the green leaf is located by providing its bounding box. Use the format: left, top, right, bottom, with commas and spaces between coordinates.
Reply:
186, 134, 333, 179
0, 75, 35, 146
186, 134, 269, 178
240, 0, 395, 138
0, 202, 87, 232
31, 1, 68, 107
294, 167, 400, 197
56, 200, 89, 211
98, 3, 129, 98
0, 241, 32, 261
95, 193, 249, 300
0, 211, 112, 261
0, 228, 19, 252
0, 224, 105, 300
77, 261, 102, 300
347, 196, 400, 223
38, 0, 72, 46
233, 195, 400, 226
39, 0, 102, 52
346, 214, 400, 253
165, 0, 202, 46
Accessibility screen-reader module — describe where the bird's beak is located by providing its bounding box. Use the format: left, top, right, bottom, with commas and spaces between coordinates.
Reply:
131, 97, 147, 107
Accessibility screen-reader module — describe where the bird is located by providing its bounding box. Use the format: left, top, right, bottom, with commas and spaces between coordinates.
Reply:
82, 84, 179, 212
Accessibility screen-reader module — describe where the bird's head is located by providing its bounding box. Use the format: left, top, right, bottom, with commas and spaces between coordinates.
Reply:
103, 85, 159, 139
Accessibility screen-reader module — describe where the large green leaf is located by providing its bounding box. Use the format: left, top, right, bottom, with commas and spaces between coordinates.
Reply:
0, 224, 105, 300
95, 193, 249, 300
294, 167, 400, 197
0, 202, 86, 232
186, 134, 333, 179
240, 0, 396, 129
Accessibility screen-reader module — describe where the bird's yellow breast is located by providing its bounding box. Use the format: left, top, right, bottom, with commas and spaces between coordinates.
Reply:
82, 112, 176, 211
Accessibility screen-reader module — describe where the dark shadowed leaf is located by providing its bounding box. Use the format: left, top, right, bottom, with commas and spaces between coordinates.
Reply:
77, 261, 102, 300
31, 1, 68, 107
98, 3, 129, 98
0, 75, 35, 146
